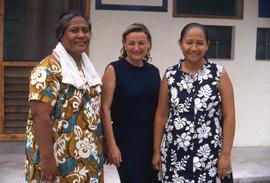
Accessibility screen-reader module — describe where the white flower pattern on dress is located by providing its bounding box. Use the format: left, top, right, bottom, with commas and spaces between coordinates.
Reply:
54, 134, 70, 163
74, 125, 98, 160
66, 166, 89, 182
159, 60, 224, 182
30, 66, 47, 86
197, 123, 212, 140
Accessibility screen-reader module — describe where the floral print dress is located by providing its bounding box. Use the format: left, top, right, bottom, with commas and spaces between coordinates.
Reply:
159, 60, 225, 183
25, 58, 104, 183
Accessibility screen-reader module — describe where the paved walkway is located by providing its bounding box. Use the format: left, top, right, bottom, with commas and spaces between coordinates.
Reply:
0, 142, 269, 183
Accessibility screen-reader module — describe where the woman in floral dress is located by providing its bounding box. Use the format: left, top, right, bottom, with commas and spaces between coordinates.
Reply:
152, 23, 235, 182
25, 11, 104, 182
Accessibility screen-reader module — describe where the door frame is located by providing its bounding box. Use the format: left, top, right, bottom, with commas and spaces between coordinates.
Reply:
0, 0, 90, 141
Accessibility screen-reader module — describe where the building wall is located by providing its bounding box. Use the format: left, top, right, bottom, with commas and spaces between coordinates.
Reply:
89, 0, 270, 146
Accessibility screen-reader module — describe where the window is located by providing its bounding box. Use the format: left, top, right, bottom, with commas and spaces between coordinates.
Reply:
258, 0, 270, 18
256, 28, 270, 60
205, 25, 233, 59
173, 0, 243, 19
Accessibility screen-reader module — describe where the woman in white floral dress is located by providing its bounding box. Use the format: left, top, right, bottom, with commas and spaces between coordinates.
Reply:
152, 23, 235, 182
25, 11, 104, 182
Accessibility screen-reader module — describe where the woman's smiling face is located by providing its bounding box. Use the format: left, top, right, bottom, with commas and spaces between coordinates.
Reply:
180, 27, 208, 64
123, 32, 150, 63
61, 16, 90, 59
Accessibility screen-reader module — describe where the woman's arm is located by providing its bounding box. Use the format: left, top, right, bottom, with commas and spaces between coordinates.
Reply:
218, 68, 236, 177
152, 74, 169, 170
101, 65, 122, 167
31, 101, 59, 182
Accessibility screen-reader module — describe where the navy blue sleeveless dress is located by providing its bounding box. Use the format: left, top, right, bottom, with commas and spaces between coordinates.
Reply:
110, 59, 161, 183
159, 59, 233, 182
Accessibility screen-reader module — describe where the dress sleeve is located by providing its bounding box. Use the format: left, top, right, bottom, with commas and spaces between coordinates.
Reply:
28, 58, 61, 107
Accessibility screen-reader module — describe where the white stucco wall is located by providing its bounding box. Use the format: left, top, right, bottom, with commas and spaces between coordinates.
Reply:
89, 0, 270, 146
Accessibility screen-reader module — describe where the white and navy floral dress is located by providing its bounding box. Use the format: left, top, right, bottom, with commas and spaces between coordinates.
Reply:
159, 59, 228, 183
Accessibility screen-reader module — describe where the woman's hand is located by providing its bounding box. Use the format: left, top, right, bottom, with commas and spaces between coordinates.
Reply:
152, 152, 162, 171
40, 156, 59, 182
107, 145, 122, 168
217, 153, 232, 178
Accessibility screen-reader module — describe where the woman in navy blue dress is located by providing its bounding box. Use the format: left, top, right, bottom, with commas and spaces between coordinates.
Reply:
101, 23, 160, 183
152, 23, 235, 182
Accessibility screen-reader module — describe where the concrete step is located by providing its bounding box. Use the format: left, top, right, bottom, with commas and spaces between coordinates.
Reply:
0, 142, 269, 183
